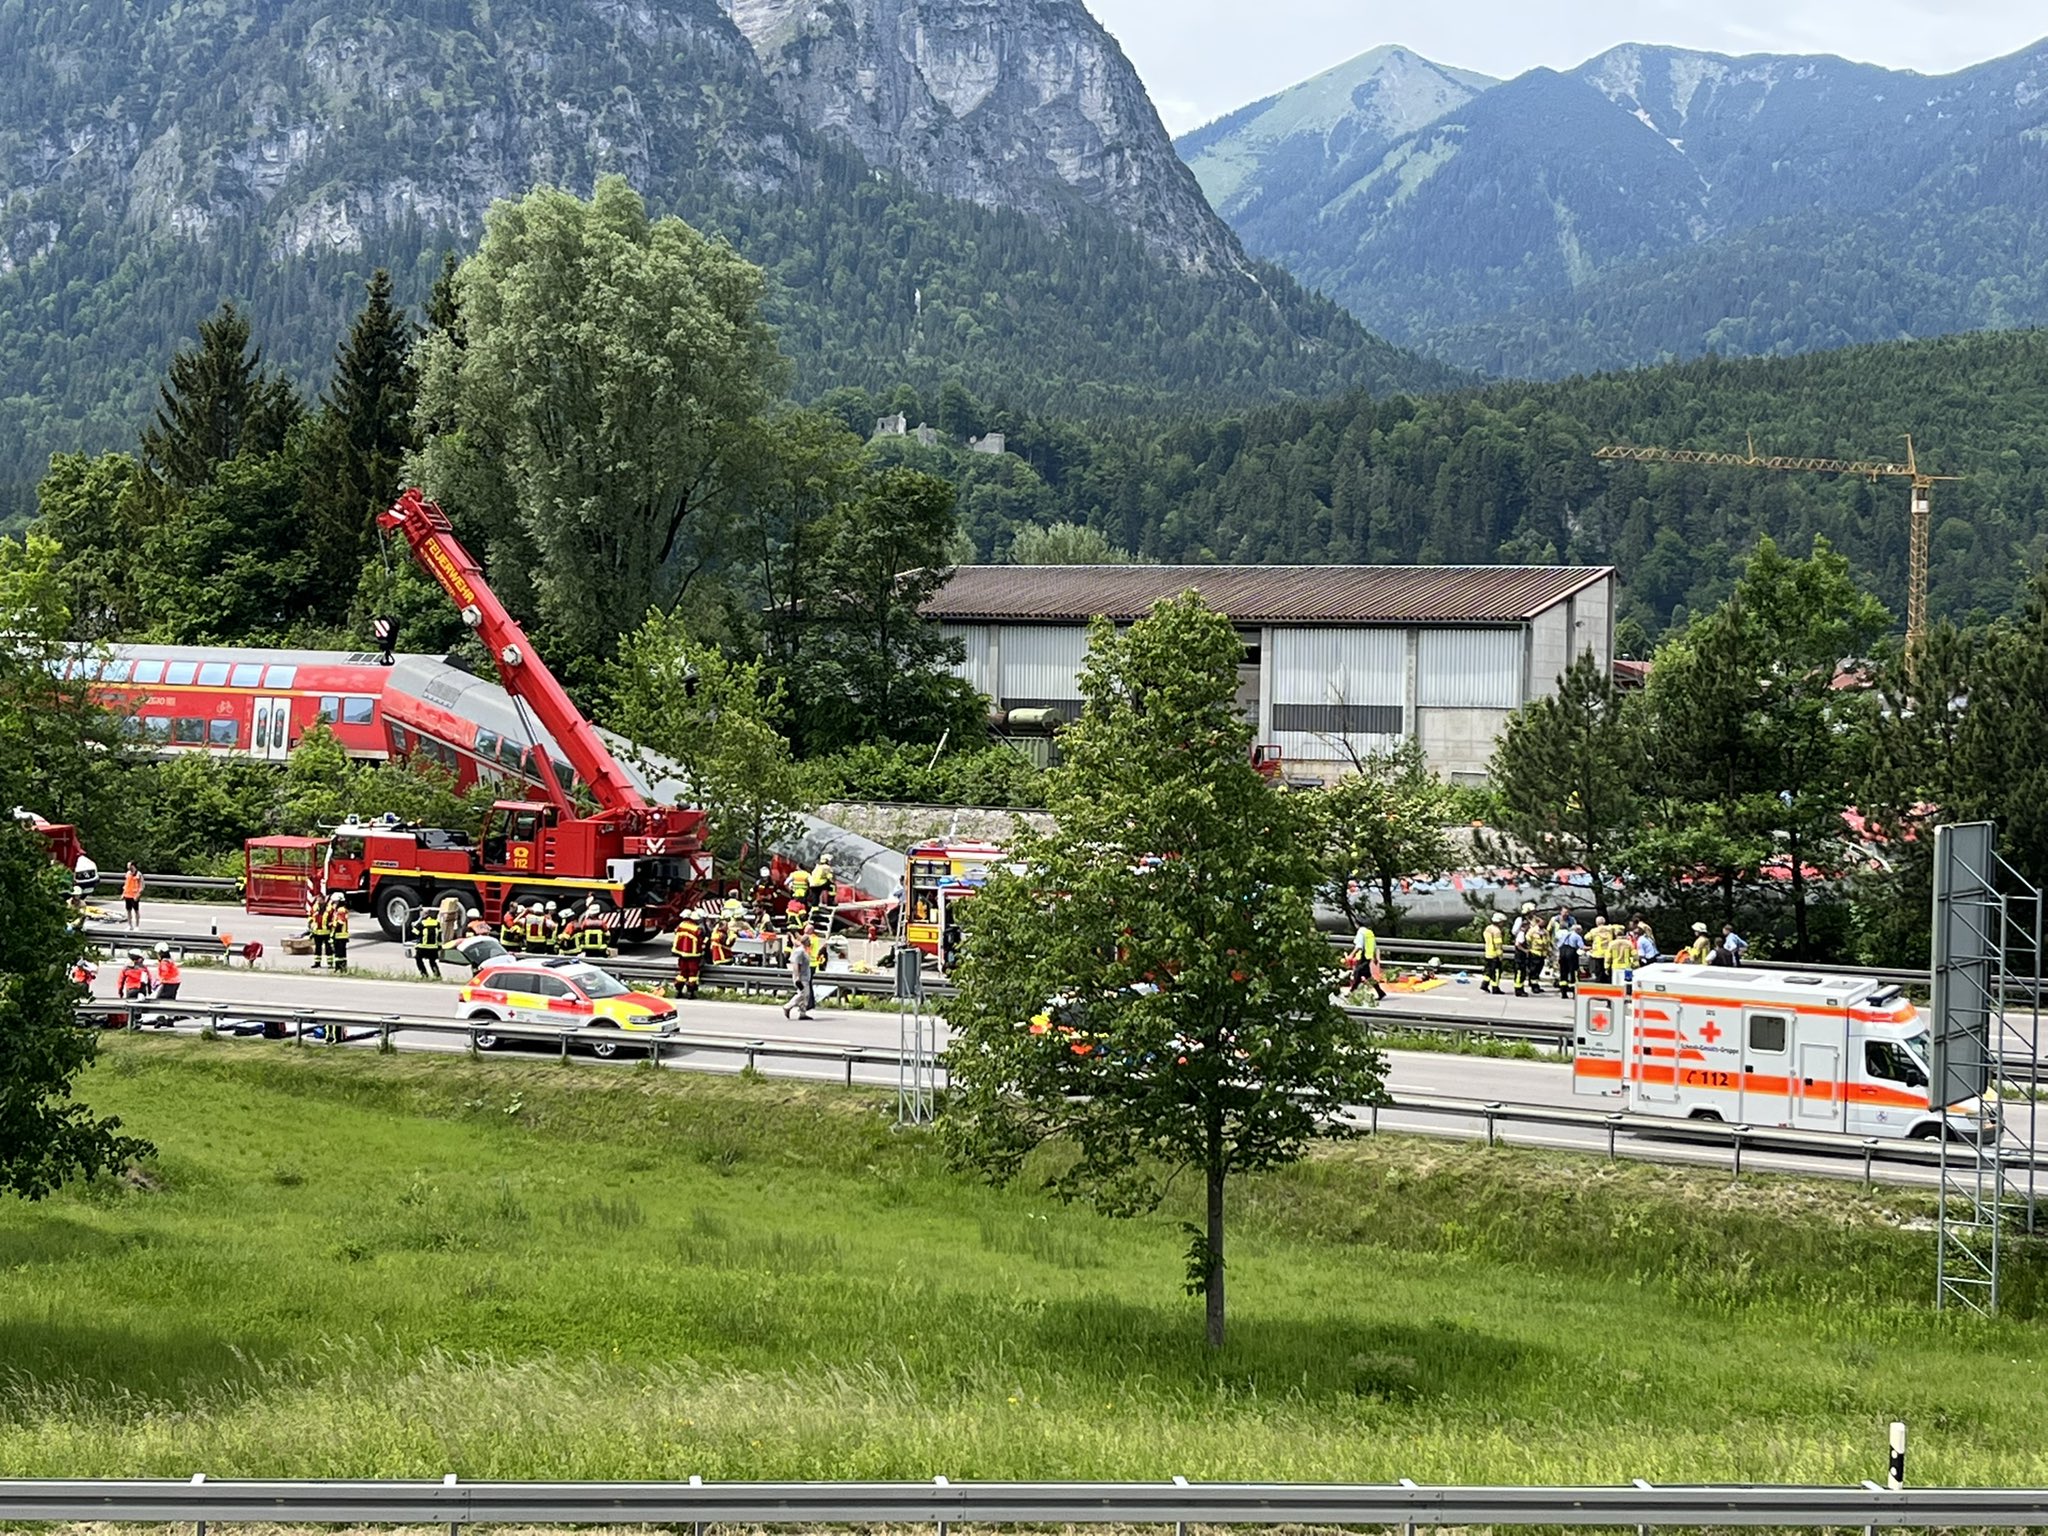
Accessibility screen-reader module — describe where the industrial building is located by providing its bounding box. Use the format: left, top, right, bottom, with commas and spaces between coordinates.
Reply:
924, 564, 1617, 783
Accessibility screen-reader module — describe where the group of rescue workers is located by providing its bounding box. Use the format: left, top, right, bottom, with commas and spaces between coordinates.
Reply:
78, 943, 182, 1012
670, 857, 839, 999
1480, 902, 1748, 997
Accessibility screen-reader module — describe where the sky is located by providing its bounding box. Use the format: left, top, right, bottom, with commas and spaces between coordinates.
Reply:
1082, 0, 2048, 133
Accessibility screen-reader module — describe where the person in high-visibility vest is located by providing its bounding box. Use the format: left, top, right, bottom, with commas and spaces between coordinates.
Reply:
501, 904, 527, 953
410, 905, 443, 979
122, 863, 143, 931
1349, 923, 1387, 1003
327, 895, 352, 974
671, 915, 705, 999
708, 921, 733, 967
524, 904, 552, 955
153, 943, 182, 1004
578, 903, 609, 958
1481, 914, 1507, 994
788, 865, 811, 907
1584, 919, 1613, 984
307, 896, 330, 969
808, 859, 836, 919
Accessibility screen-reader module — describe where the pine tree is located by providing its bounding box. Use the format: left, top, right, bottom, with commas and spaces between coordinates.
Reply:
303, 270, 420, 617
1483, 649, 1642, 922
140, 302, 301, 491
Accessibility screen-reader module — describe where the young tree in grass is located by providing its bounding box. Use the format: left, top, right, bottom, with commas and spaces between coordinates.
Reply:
943, 594, 1385, 1349
0, 819, 151, 1199
1483, 650, 1641, 920
1306, 739, 1457, 931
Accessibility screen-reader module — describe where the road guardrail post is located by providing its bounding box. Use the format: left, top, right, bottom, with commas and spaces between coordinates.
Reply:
1607, 1114, 1623, 1160
1733, 1125, 1750, 1179
1485, 1101, 1503, 1147
381, 1016, 397, 1053
559, 1030, 570, 1064
293, 1011, 308, 1047
1864, 1138, 1879, 1186
844, 1050, 856, 1088
747, 1040, 763, 1072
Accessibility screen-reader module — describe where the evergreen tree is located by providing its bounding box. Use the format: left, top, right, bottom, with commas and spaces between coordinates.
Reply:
304, 270, 420, 619
1305, 739, 1457, 932
1484, 650, 1642, 921
140, 302, 301, 491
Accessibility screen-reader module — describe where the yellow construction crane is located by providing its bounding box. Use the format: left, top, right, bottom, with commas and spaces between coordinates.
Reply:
1594, 435, 1958, 655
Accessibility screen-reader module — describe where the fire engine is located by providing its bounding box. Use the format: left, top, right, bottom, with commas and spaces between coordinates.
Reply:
1572, 963, 1994, 1141
245, 490, 711, 941
900, 838, 1007, 971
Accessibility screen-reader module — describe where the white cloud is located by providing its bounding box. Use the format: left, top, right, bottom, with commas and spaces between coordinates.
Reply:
1088, 0, 2048, 133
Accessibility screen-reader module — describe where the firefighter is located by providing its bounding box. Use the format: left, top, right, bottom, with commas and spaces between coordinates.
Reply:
1585, 917, 1614, 984
524, 902, 552, 955
708, 919, 733, 967
1682, 921, 1712, 965
542, 901, 562, 955
116, 951, 152, 1002
307, 896, 330, 970
672, 913, 705, 1000
1481, 912, 1507, 994
809, 858, 837, 922
410, 902, 444, 979
501, 903, 527, 953
153, 943, 182, 1003
1349, 923, 1387, 1003
788, 863, 812, 911
749, 866, 777, 916
1510, 902, 1542, 998
327, 895, 352, 974
721, 891, 744, 926
69, 956, 97, 991
578, 902, 609, 959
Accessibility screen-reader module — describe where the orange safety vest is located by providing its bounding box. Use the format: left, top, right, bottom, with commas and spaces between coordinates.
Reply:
156, 957, 181, 986
117, 965, 148, 995
122, 870, 142, 900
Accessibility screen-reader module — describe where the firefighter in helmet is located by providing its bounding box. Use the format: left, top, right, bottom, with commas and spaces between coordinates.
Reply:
672, 911, 706, 1000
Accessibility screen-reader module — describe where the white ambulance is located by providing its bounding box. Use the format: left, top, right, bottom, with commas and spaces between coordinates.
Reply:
1572, 964, 1994, 1141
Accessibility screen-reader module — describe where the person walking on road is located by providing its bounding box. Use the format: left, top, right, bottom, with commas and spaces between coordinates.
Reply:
122, 863, 143, 931
409, 903, 444, 979
782, 924, 816, 1020
1349, 922, 1387, 1004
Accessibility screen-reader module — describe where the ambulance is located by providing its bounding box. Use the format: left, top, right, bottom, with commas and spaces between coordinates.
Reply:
1572, 963, 1995, 1141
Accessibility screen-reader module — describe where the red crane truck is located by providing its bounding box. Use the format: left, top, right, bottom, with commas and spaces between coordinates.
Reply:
246, 490, 712, 942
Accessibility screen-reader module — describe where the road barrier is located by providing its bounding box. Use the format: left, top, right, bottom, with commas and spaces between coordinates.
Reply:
1, 1475, 2041, 1528
84, 997, 2016, 1185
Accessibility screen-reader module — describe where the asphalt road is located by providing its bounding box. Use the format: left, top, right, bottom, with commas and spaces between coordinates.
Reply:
83, 932, 2041, 1191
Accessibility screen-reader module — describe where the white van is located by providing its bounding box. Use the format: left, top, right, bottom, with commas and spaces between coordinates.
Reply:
1572, 963, 1993, 1141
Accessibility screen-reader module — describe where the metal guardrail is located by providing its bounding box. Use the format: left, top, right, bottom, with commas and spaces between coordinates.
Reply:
1, 1475, 2040, 1527
90, 997, 2024, 1183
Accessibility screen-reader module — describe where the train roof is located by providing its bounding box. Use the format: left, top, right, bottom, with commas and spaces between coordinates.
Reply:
105, 643, 404, 669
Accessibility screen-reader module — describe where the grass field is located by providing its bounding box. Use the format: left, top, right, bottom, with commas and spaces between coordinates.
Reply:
4, 1037, 2046, 1485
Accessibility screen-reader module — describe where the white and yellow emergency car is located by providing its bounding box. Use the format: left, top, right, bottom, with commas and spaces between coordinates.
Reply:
1572, 963, 1994, 1141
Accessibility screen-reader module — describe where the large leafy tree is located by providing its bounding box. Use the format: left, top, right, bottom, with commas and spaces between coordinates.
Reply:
1306, 739, 1457, 932
1484, 649, 1641, 920
608, 614, 808, 864
140, 301, 301, 492
0, 820, 152, 1200
944, 594, 1384, 1349
411, 176, 783, 679
29, 453, 150, 640
303, 269, 420, 619
140, 444, 320, 644
1630, 536, 1889, 955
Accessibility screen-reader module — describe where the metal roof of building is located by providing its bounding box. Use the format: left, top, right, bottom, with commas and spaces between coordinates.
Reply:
923, 565, 1615, 626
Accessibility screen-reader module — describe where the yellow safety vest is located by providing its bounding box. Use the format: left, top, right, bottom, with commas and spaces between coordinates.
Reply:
1483, 925, 1504, 959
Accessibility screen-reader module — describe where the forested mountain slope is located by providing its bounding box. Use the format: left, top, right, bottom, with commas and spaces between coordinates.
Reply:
1180, 38, 2048, 376
0, 0, 1450, 522
851, 329, 2048, 636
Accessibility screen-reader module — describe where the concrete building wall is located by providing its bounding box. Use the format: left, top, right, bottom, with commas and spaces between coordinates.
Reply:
1528, 603, 1573, 700
1416, 705, 1516, 783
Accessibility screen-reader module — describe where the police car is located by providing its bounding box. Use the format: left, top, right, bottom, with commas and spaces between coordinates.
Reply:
456, 956, 679, 1057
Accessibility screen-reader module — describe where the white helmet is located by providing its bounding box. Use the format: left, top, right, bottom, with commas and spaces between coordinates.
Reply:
545, 901, 557, 913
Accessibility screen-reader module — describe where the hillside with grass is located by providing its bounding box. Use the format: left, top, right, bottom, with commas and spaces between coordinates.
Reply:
8, 1038, 2045, 1481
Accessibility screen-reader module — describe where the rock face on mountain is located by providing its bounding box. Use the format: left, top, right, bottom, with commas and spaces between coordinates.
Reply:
722, 0, 1245, 272
1183, 37, 2048, 376
1179, 46, 1496, 223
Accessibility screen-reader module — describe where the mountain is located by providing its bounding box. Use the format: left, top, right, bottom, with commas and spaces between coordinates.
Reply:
723, 0, 1240, 273
1181, 39, 2048, 376
0, 0, 1455, 522
1178, 46, 1495, 223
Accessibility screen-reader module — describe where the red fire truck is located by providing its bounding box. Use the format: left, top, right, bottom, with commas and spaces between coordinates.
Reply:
245, 490, 712, 941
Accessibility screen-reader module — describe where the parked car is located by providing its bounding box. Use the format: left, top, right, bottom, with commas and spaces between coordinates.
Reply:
456, 956, 678, 1057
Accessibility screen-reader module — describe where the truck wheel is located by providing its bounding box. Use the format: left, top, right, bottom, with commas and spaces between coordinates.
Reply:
1910, 1122, 1941, 1141
377, 885, 419, 942
1688, 1109, 1723, 1122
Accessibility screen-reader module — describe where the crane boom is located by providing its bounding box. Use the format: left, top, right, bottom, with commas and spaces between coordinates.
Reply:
1594, 436, 1959, 657
377, 488, 649, 814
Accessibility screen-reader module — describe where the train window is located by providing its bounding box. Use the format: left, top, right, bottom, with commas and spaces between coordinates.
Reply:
73, 658, 102, 680
387, 723, 408, 755
170, 717, 206, 744
102, 659, 132, 683
475, 728, 501, 758
253, 705, 270, 751
498, 737, 526, 766
118, 715, 143, 738
144, 716, 170, 740
197, 662, 231, 687
209, 718, 239, 747
319, 695, 340, 721
230, 662, 263, 688
342, 696, 375, 725
552, 759, 573, 791
133, 660, 164, 684
264, 665, 297, 688
166, 661, 198, 685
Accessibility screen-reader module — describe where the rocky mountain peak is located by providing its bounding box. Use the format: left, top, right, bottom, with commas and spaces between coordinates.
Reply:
718, 0, 1246, 273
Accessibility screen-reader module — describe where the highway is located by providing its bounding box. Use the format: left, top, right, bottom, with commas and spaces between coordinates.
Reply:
82, 901, 2031, 1191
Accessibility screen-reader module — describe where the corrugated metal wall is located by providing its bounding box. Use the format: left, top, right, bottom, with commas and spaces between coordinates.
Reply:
1270, 628, 1405, 760
1417, 627, 1524, 708
941, 624, 994, 697
997, 625, 1091, 706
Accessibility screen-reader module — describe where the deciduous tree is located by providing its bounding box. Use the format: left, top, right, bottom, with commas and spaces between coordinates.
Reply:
1306, 740, 1457, 932
943, 594, 1384, 1349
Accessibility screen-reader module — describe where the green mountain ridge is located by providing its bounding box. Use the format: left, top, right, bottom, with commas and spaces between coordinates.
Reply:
0, 0, 1455, 522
